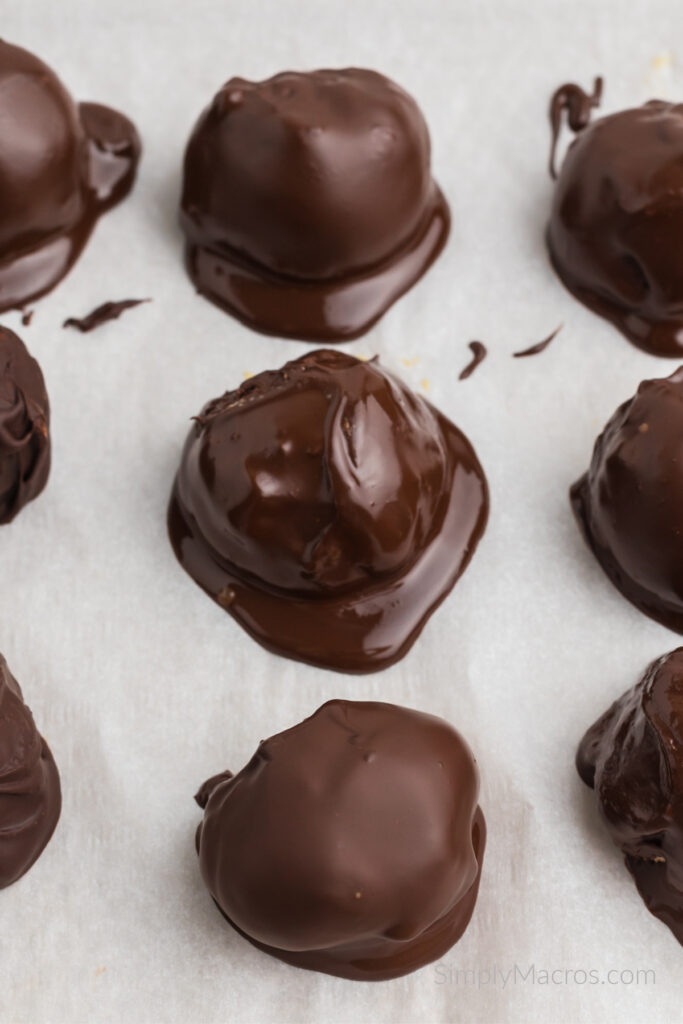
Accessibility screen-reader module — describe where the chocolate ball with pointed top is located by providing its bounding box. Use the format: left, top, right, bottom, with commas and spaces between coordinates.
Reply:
0, 654, 61, 887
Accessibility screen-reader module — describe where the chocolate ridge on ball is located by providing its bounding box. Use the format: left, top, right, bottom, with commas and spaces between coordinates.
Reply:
0, 654, 61, 888
180, 68, 449, 341
571, 367, 683, 631
168, 349, 488, 673
195, 700, 486, 981
0, 325, 50, 522
577, 649, 683, 944
547, 78, 683, 356
0, 39, 140, 313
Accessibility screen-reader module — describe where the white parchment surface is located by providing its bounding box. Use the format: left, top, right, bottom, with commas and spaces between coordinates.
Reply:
1, 1, 682, 1021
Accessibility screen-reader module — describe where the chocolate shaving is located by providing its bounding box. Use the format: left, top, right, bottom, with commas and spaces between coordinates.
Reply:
63, 298, 150, 333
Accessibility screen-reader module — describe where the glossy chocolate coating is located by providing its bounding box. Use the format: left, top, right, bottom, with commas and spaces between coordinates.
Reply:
180, 68, 449, 341
577, 649, 683, 944
0, 40, 140, 313
195, 700, 486, 981
548, 80, 683, 355
0, 326, 50, 523
571, 368, 683, 631
63, 298, 149, 333
168, 349, 488, 673
0, 654, 60, 888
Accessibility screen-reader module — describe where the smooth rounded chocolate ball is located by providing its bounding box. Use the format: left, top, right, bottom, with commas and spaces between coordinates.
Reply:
168, 349, 488, 673
577, 649, 683, 944
548, 81, 683, 355
0, 39, 140, 313
0, 654, 61, 888
571, 368, 683, 631
180, 68, 450, 341
0, 326, 50, 523
195, 700, 486, 981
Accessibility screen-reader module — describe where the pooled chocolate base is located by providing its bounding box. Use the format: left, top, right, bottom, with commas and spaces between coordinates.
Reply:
0, 42, 140, 313
195, 700, 486, 980
577, 650, 683, 945
570, 369, 683, 632
168, 350, 488, 674
184, 194, 449, 343
0, 655, 61, 888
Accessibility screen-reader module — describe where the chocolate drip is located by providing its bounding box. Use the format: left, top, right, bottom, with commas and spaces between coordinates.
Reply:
548, 76, 603, 178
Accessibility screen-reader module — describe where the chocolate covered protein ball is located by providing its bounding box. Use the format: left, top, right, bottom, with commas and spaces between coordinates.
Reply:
0, 325, 50, 522
548, 78, 683, 355
168, 349, 488, 673
195, 700, 486, 981
0, 39, 140, 312
180, 68, 449, 341
571, 367, 683, 631
0, 654, 60, 888
577, 649, 683, 944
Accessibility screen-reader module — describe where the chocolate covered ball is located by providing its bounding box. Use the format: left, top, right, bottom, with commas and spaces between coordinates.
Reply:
548, 80, 683, 355
0, 326, 50, 522
180, 68, 449, 341
168, 349, 488, 673
571, 368, 683, 631
577, 649, 683, 944
0, 654, 60, 888
0, 39, 140, 313
195, 700, 486, 981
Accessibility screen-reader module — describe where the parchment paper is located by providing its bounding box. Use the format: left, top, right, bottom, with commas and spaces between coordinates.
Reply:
1, 1, 682, 1021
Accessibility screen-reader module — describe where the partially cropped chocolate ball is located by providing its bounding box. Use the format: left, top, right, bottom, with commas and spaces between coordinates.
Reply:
571, 368, 683, 631
0, 326, 50, 523
168, 349, 488, 673
578, 649, 683, 944
0, 654, 60, 888
195, 700, 486, 981
180, 68, 449, 341
0, 39, 140, 312
548, 80, 683, 355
